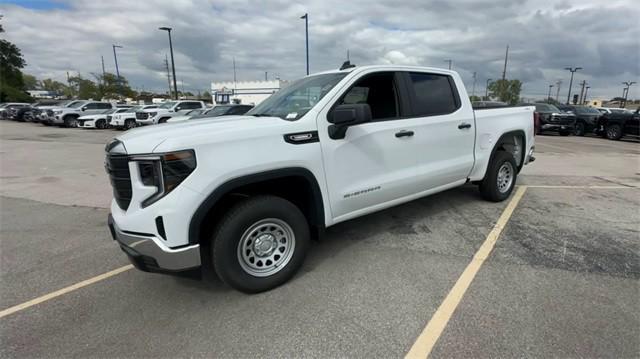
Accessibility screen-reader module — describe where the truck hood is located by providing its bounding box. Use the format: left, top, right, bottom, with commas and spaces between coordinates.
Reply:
114, 115, 292, 154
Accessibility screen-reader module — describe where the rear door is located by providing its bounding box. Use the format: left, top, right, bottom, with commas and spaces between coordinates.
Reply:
402, 71, 475, 190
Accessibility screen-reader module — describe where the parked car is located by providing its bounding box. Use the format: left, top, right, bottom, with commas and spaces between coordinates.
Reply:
38, 100, 85, 125
0, 103, 31, 120
110, 104, 159, 130
166, 104, 254, 123
527, 103, 576, 136
596, 107, 633, 115
558, 105, 601, 136
596, 108, 640, 140
78, 108, 130, 129
136, 100, 206, 125
472, 101, 508, 108
51, 101, 114, 127
106, 64, 535, 293
8, 104, 34, 121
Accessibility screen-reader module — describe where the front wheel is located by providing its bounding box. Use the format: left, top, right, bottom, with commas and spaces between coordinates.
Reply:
124, 119, 136, 130
574, 122, 585, 136
605, 124, 622, 140
64, 116, 78, 128
96, 119, 107, 129
211, 195, 310, 293
479, 151, 517, 202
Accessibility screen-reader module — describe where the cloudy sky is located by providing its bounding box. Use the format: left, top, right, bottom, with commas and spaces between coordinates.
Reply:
1, 0, 638, 100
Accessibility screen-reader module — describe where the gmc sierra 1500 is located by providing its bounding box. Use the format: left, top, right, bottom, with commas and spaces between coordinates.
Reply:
106, 64, 535, 293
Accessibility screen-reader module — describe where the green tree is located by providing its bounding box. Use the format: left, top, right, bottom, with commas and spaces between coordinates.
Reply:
93, 72, 136, 99
469, 95, 482, 102
41, 78, 70, 96
0, 17, 32, 102
202, 90, 211, 99
22, 74, 40, 90
68, 75, 100, 99
488, 79, 522, 105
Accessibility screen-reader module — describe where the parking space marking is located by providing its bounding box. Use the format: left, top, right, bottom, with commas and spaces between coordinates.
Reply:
525, 185, 637, 189
406, 186, 528, 359
0, 265, 133, 319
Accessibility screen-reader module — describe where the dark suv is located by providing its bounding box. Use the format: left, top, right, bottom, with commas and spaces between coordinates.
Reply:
529, 103, 576, 136
558, 105, 601, 136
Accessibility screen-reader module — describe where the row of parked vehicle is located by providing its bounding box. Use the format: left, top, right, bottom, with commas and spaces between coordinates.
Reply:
530, 103, 639, 140
0, 100, 254, 130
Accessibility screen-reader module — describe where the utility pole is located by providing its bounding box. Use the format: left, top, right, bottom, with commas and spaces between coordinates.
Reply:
301, 13, 309, 75
159, 27, 178, 100
485, 78, 492, 98
164, 54, 172, 98
112, 44, 123, 98
547, 84, 554, 103
101, 56, 106, 85
501, 45, 509, 81
622, 81, 636, 108
564, 67, 582, 104
583, 86, 590, 104
444, 59, 452, 70
555, 80, 562, 102
233, 57, 237, 91
578, 80, 587, 104
265, 71, 268, 81
471, 72, 477, 98
347, 49, 350, 61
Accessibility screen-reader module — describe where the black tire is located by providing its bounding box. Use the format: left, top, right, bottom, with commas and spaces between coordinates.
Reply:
574, 122, 585, 136
605, 124, 622, 140
124, 119, 136, 130
96, 119, 106, 129
158, 117, 169, 124
64, 115, 78, 128
211, 195, 310, 293
559, 130, 571, 136
479, 151, 517, 202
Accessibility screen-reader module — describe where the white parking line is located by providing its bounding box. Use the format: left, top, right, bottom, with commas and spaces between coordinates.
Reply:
0, 265, 133, 319
406, 186, 528, 358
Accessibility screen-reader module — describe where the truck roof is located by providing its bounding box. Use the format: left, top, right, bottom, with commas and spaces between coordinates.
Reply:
311, 64, 457, 77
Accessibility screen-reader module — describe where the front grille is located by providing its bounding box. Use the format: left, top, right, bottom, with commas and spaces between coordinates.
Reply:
78, 120, 85, 126
106, 154, 132, 210
46, 109, 54, 116
107, 115, 113, 121
136, 112, 149, 120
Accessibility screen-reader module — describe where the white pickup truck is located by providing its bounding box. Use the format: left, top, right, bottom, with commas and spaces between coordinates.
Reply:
106, 64, 535, 293
135, 100, 207, 125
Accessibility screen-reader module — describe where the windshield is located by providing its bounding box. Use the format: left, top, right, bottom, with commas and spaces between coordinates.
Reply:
247, 73, 347, 120
102, 109, 118, 114
186, 109, 205, 116
205, 106, 232, 116
159, 101, 177, 109
575, 106, 600, 114
535, 104, 560, 112
68, 101, 86, 108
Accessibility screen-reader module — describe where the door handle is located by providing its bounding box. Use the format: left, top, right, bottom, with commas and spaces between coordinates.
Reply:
395, 130, 414, 138
458, 123, 472, 129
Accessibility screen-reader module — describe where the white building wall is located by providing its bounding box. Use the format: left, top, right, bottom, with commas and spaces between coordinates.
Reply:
210, 80, 285, 106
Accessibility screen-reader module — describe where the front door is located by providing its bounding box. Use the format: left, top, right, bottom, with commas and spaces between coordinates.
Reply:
318, 71, 423, 222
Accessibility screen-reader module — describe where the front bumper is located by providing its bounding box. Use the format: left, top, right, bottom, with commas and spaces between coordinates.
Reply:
108, 214, 201, 272
541, 123, 574, 132
79, 119, 97, 128
52, 115, 65, 124
136, 118, 155, 125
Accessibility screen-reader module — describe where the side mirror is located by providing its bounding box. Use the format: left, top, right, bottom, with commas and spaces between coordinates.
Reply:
175, 106, 182, 111
328, 104, 372, 139
81, 107, 87, 111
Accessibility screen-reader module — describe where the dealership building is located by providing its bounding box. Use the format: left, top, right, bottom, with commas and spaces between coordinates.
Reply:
210, 80, 286, 106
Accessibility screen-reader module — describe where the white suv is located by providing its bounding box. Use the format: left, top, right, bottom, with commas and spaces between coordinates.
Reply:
135, 101, 206, 125
110, 104, 158, 130
107, 65, 535, 293
52, 101, 114, 127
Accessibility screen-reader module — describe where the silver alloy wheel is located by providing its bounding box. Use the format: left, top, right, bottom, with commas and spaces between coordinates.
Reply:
237, 218, 296, 277
497, 162, 514, 193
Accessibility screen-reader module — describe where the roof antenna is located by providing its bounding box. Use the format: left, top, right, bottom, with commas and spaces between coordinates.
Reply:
340, 60, 356, 70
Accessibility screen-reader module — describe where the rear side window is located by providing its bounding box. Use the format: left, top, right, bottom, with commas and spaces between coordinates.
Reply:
98, 103, 112, 109
408, 72, 459, 116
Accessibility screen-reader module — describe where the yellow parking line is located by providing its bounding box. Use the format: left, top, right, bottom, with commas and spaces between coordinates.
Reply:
525, 185, 636, 189
406, 186, 528, 358
0, 265, 133, 319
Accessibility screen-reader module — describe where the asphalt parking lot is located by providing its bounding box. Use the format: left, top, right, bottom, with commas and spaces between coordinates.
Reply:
1, 121, 639, 358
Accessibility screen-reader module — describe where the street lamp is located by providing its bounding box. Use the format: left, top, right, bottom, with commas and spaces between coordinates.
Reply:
583, 86, 590, 105
112, 44, 123, 97
564, 67, 582, 104
159, 26, 178, 100
444, 59, 452, 70
485, 78, 492, 98
300, 14, 309, 75
547, 84, 554, 103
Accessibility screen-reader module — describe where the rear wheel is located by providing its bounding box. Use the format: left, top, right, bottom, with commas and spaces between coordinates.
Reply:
96, 119, 106, 129
574, 122, 585, 136
64, 116, 78, 128
211, 195, 310, 293
479, 151, 517, 202
605, 124, 622, 140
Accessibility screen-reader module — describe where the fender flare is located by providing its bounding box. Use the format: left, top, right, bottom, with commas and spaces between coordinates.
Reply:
188, 167, 325, 245
488, 130, 527, 173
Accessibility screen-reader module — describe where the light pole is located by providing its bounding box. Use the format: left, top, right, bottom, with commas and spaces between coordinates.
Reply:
564, 67, 582, 104
555, 80, 562, 102
485, 78, 492, 98
159, 27, 178, 100
444, 59, 452, 70
547, 84, 554, 103
112, 45, 123, 97
622, 81, 636, 108
471, 72, 477, 98
300, 14, 309, 75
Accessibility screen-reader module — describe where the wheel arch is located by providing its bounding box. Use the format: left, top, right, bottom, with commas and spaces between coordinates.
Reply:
488, 130, 527, 173
188, 167, 325, 247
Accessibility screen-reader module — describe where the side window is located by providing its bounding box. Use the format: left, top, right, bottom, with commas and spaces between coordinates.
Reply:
183, 102, 200, 109
84, 103, 99, 110
339, 72, 399, 120
98, 103, 112, 110
408, 72, 459, 116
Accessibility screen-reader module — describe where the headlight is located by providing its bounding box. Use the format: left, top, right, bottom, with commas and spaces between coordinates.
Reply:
148, 112, 157, 118
54, 110, 63, 115
132, 150, 196, 207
